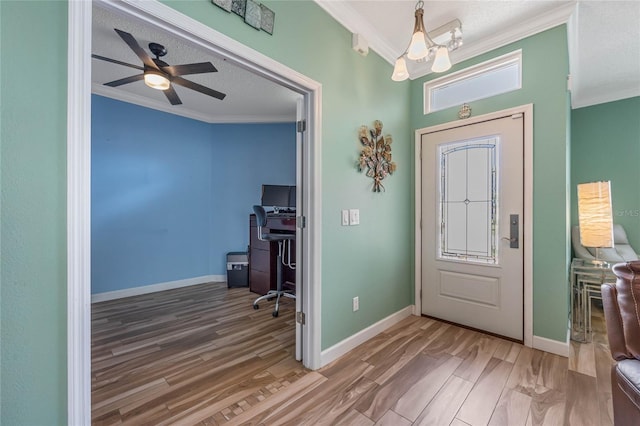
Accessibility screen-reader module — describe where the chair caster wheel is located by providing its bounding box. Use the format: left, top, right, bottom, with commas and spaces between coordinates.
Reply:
272, 311, 279, 317
253, 304, 259, 310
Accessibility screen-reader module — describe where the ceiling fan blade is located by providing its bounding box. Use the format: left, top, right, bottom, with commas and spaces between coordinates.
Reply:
114, 28, 157, 70
91, 54, 144, 71
104, 74, 145, 87
161, 62, 218, 77
163, 85, 183, 105
171, 76, 226, 100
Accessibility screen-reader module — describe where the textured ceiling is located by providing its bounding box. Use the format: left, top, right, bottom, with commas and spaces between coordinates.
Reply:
319, 0, 640, 108
570, 0, 640, 107
91, 1, 640, 122
92, 5, 300, 123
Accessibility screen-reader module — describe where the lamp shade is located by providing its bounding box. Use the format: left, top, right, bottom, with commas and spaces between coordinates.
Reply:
407, 31, 429, 60
431, 46, 452, 72
577, 181, 614, 248
391, 57, 409, 81
390, 2, 463, 82
407, 6, 429, 60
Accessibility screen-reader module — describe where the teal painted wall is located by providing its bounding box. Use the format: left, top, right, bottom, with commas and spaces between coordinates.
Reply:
0, 0, 411, 421
571, 96, 640, 250
1, 1, 68, 424
162, 0, 414, 349
410, 26, 571, 342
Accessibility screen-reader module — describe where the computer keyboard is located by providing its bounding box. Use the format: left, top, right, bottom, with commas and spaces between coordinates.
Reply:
268, 212, 296, 218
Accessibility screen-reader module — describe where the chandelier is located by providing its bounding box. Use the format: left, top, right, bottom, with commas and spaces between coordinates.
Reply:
391, 1, 463, 81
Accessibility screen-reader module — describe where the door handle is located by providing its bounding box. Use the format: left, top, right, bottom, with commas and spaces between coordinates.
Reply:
503, 214, 519, 248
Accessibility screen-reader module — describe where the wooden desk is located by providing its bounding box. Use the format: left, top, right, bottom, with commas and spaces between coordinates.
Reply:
249, 214, 296, 295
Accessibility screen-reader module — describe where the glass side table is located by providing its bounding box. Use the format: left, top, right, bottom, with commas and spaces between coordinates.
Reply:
570, 258, 617, 342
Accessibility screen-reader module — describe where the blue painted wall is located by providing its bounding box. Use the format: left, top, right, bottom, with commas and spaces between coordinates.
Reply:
91, 95, 295, 294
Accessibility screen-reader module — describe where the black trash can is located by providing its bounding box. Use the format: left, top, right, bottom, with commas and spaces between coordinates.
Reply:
226, 251, 248, 288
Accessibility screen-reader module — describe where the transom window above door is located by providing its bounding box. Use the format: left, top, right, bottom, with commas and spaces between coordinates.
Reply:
424, 50, 522, 114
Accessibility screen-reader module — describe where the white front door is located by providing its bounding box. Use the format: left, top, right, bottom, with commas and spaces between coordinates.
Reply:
421, 114, 524, 340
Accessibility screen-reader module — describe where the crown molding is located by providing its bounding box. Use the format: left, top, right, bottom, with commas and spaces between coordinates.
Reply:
410, 1, 577, 80
92, 84, 295, 123
314, 0, 577, 80
93, 0, 313, 125
314, 0, 399, 63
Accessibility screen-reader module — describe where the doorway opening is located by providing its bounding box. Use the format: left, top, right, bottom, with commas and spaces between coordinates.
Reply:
68, 1, 322, 423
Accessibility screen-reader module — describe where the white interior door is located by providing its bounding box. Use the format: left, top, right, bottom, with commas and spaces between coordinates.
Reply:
421, 114, 524, 341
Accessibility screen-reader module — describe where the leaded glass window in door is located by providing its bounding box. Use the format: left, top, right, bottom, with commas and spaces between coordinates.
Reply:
438, 137, 498, 264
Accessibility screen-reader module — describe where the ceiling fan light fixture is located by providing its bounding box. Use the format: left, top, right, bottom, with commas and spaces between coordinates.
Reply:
392, 1, 462, 81
95, 29, 226, 106
144, 69, 170, 90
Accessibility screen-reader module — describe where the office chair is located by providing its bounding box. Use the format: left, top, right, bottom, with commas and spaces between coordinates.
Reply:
252, 205, 296, 317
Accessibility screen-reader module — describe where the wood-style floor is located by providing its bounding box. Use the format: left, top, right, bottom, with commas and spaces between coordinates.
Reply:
92, 282, 614, 425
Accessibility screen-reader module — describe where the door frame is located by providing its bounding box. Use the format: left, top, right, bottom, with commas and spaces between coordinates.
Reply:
414, 104, 533, 347
67, 1, 323, 423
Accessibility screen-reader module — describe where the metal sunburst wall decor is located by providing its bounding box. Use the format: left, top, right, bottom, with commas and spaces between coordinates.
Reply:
357, 120, 397, 192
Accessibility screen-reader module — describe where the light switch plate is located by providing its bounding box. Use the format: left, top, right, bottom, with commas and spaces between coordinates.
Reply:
349, 209, 360, 225
341, 210, 350, 226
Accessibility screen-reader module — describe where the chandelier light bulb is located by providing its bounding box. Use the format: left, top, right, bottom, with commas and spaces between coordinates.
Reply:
431, 46, 452, 72
391, 57, 409, 81
407, 31, 429, 60
391, 1, 462, 81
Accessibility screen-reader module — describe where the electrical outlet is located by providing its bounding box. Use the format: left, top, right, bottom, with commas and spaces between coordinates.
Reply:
349, 209, 360, 225
353, 296, 359, 312
341, 210, 350, 226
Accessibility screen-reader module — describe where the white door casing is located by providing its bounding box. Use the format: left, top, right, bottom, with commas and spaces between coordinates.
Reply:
295, 96, 304, 361
68, 1, 323, 424
418, 108, 532, 341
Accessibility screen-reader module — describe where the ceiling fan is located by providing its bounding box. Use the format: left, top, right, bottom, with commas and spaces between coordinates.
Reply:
92, 28, 226, 105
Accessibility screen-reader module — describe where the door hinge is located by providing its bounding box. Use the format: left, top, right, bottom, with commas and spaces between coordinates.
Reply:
296, 215, 306, 229
296, 311, 306, 325
297, 120, 306, 132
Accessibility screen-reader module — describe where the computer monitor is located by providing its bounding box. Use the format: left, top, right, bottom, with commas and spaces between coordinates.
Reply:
261, 184, 292, 209
288, 186, 296, 209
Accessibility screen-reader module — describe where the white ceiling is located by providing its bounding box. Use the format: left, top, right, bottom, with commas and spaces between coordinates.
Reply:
91, 1, 640, 123
319, 0, 640, 109
92, 4, 301, 123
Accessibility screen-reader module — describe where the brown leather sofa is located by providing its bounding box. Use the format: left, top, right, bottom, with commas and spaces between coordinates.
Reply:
601, 261, 640, 426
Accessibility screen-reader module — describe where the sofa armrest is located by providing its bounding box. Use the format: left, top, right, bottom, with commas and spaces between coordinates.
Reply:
612, 262, 640, 358
602, 283, 634, 361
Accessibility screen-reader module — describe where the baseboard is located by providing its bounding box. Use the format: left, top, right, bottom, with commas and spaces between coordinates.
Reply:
91, 275, 225, 303
320, 305, 414, 367
532, 335, 570, 357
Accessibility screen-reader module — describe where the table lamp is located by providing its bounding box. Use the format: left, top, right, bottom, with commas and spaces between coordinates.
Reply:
577, 181, 614, 265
